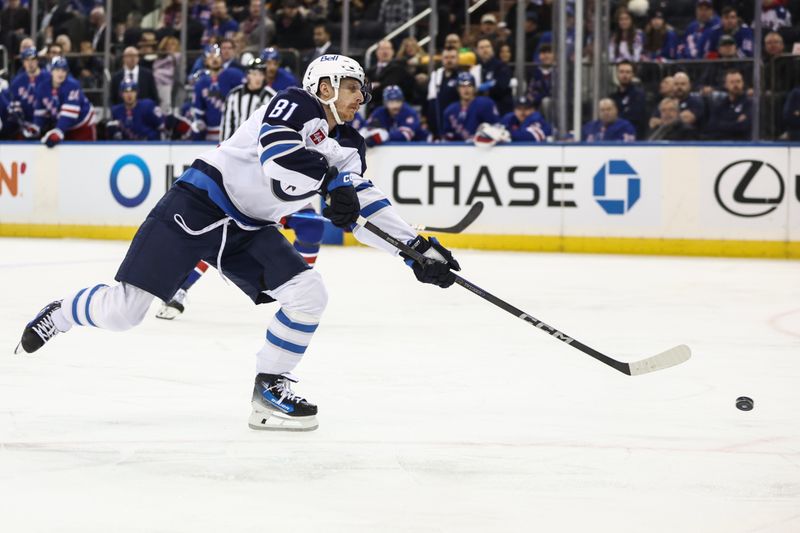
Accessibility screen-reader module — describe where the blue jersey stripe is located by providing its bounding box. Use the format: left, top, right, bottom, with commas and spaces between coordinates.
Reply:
84, 284, 107, 327
355, 182, 374, 192
177, 167, 269, 227
361, 198, 391, 218
72, 288, 87, 326
275, 309, 319, 333
266, 330, 307, 354
260, 142, 302, 165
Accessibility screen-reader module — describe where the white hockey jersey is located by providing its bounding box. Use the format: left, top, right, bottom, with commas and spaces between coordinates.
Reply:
185, 87, 416, 254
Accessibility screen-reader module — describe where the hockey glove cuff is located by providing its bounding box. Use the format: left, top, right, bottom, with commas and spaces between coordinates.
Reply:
322, 167, 361, 228
402, 236, 461, 288
42, 128, 64, 148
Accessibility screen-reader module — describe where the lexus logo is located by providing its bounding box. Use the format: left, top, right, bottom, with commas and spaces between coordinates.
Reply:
714, 160, 784, 217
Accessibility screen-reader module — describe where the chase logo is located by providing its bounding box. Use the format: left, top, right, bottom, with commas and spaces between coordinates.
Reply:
593, 160, 640, 215
110, 154, 151, 208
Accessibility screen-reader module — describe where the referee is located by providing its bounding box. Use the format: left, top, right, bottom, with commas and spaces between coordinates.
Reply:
219, 57, 278, 141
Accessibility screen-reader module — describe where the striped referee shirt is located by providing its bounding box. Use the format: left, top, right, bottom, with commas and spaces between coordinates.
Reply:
220, 83, 278, 141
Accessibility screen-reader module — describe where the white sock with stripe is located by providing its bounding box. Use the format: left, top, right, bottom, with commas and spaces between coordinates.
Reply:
57, 283, 155, 331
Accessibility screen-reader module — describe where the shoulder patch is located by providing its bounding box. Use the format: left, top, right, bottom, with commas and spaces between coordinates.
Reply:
310, 129, 326, 144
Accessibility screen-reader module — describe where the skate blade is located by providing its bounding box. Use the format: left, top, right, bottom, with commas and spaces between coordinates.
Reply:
248, 409, 318, 432
13, 342, 24, 355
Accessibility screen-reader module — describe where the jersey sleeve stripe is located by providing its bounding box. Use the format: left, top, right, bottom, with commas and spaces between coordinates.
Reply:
61, 104, 81, 112
259, 129, 302, 147
260, 142, 304, 165
360, 198, 391, 218
355, 182, 374, 192
259, 122, 296, 138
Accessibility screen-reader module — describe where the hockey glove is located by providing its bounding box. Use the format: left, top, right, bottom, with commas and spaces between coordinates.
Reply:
402, 235, 461, 289
322, 167, 361, 228
42, 128, 64, 148
22, 123, 41, 139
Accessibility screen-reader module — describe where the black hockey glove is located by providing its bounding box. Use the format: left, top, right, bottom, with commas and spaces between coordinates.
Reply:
402, 235, 461, 289
322, 167, 361, 228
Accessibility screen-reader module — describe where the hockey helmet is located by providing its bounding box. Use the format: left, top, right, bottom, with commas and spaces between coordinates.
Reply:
457, 71, 476, 86
50, 56, 69, 71
21, 47, 38, 60
247, 57, 267, 71
120, 80, 139, 94
382, 85, 404, 102
303, 54, 371, 125
260, 47, 280, 62
203, 44, 221, 57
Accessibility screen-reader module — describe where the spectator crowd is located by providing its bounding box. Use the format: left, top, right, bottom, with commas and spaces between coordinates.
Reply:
0, 0, 799, 145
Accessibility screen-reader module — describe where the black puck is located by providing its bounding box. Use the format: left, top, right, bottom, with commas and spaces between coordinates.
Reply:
736, 396, 753, 411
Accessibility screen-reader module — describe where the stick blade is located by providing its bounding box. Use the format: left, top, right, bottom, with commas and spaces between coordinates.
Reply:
627, 344, 692, 376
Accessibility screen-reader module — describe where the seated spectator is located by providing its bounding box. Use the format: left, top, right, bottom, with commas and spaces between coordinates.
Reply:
360, 85, 428, 146
500, 96, 552, 142
649, 72, 704, 131
705, 69, 752, 141
680, 0, 719, 59
274, 0, 313, 51
241, 0, 276, 47
76, 40, 103, 89
261, 47, 298, 91
442, 72, 500, 142
763, 31, 795, 91
107, 80, 164, 140
705, 6, 754, 58
153, 36, 181, 112
609, 6, 644, 63
34, 56, 96, 146
426, 46, 461, 138
111, 47, 159, 105
443, 33, 477, 67
610, 60, 646, 139
87, 6, 106, 52
582, 98, 636, 142
0, 0, 31, 54
474, 37, 513, 115
219, 37, 244, 70
367, 39, 414, 112
700, 36, 751, 94
204, 0, 239, 44
648, 97, 699, 140
303, 22, 339, 71
9, 46, 48, 139
475, 13, 500, 46
396, 36, 425, 70
526, 43, 554, 120
782, 87, 800, 141
642, 10, 678, 61
659, 75, 676, 99
761, 0, 792, 32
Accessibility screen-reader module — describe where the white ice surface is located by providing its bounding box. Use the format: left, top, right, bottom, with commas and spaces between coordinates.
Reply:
1, 238, 799, 533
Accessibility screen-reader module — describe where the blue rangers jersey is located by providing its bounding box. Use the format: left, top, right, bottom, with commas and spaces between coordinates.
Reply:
705, 25, 754, 57
0, 89, 10, 135
366, 103, 428, 142
442, 96, 499, 141
110, 98, 164, 140
500, 111, 552, 142
268, 68, 299, 91
192, 69, 244, 140
33, 75, 94, 132
9, 69, 50, 124
184, 87, 416, 254
680, 15, 720, 59
582, 118, 636, 142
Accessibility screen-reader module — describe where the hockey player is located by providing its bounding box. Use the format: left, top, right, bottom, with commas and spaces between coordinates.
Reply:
262, 47, 299, 92
15, 54, 460, 432
107, 81, 164, 141
441, 72, 500, 142
191, 44, 244, 141
9, 47, 49, 139
33, 56, 96, 147
500, 96, 552, 142
0, 88, 11, 138
360, 85, 428, 146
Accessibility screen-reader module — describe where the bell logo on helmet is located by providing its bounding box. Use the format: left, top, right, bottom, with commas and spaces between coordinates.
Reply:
319, 55, 339, 62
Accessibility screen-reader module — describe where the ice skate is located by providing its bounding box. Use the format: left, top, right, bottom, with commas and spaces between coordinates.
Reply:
248, 373, 318, 431
15, 301, 64, 354
155, 288, 187, 320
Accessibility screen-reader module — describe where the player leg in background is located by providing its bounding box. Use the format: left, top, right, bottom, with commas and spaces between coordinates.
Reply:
155, 260, 210, 320
15, 182, 213, 355
155, 209, 325, 320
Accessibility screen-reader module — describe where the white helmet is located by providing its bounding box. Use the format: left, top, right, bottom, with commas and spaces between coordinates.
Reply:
303, 54, 371, 125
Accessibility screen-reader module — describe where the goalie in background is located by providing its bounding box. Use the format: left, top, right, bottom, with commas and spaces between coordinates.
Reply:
499, 96, 553, 143
359, 85, 429, 146
441, 72, 500, 143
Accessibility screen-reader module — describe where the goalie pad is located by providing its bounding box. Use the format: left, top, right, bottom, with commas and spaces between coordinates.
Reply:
473, 122, 510, 148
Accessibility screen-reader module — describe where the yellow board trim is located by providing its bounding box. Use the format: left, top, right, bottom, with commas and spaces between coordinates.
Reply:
2, 224, 798, 259
343, 232, 800, 259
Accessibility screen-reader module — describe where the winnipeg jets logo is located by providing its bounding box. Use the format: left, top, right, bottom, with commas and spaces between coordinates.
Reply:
310, 129, 326, 144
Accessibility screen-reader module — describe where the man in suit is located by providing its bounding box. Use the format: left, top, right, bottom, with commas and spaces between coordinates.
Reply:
111, 46, 159, 105
303, 22, 339, 72
366, 39, 413, 113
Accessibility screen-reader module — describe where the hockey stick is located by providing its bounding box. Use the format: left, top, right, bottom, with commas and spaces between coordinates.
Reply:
289, 201, 484, 234
356, 216, 691, 376
412, 202, 484, 233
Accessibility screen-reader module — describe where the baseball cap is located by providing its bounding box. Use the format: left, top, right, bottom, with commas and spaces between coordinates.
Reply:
261, 47, 280, 62
457, 71, 475, 86
382, 85, 404, 102
21, 47, 37, 59
719, 35, 736, 46
481, 14, 497, 24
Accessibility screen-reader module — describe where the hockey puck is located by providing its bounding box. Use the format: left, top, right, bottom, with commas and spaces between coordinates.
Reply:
736, 396, 754, 411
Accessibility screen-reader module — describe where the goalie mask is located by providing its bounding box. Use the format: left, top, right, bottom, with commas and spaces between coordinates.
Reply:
303, 54, 372, 125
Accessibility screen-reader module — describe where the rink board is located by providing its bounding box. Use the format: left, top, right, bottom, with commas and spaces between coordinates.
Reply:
0, 142, 797, 258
